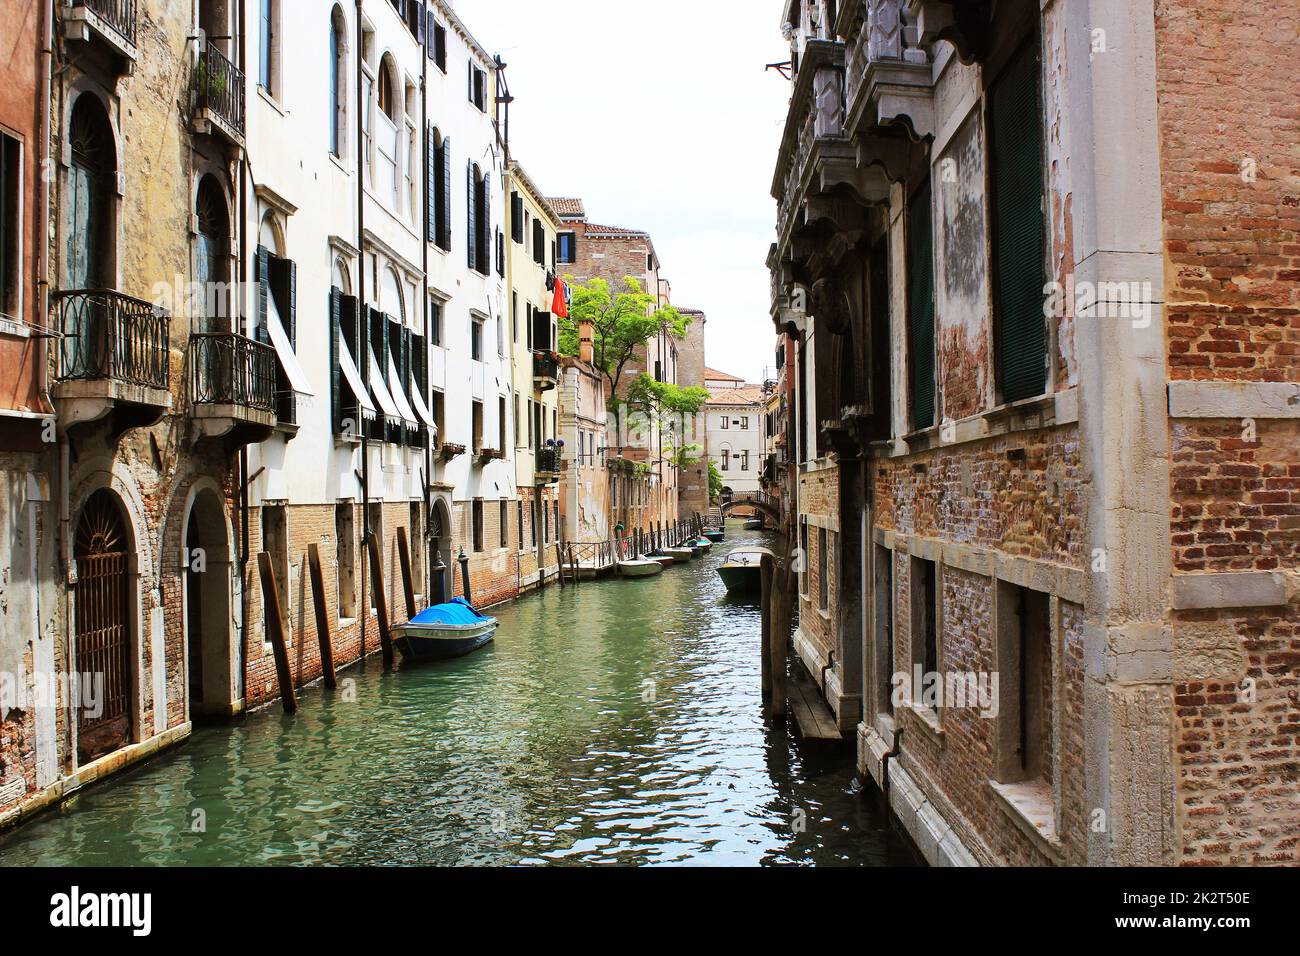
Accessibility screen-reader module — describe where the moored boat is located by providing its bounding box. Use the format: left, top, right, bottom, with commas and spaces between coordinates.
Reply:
392, 598, 498, 661
716, 547, 773, 593
743, 519, 764, 531
618, 558, 664, 577
646, 554, 676, 568
693, 537, 713, 550
703, 529, 725, 542
661, 546, 694, 560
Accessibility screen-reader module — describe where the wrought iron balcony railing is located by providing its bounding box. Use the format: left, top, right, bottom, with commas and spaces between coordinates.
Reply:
536, 448, 562, 475
55, 289, 170, 391
189, 333, 275, 411
533, 350, 559, 383
77, 0, 137, 47
196, 42, 246, 137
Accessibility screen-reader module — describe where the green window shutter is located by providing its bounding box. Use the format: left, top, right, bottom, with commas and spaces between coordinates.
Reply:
254, 245, 270, 344
439, 137, 452, 251
907, 180, 936, 430
990, 39, 1047, 403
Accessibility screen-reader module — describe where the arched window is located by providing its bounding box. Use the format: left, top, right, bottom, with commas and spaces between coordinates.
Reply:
195, 175, 230, 327
329, 8, 347, 156
332, 256, 351, 295
378, 57, 396, 120
65, 95, 115, 289
381, 266, 404, 323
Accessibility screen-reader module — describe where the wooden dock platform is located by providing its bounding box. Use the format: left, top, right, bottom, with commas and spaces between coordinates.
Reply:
786, 664, 845, 742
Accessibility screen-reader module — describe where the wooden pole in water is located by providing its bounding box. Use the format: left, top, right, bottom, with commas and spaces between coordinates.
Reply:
768, 552, 787, 716
366, 531, 394, 669
760, 551, 773, 710
257, 552, 298, 714
306, 544, 337, 690
396, 526, 416, 620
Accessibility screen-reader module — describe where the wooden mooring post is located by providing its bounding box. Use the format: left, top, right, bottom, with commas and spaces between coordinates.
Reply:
366, 531, 394, 669
396, 527, 417, 620
257, 552, 298, 714
556, 542, 566, 587
760, 551, 787, 716
306, 544, 337, 690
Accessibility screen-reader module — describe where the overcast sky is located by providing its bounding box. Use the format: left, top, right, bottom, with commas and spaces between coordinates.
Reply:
464, 0, 790, 384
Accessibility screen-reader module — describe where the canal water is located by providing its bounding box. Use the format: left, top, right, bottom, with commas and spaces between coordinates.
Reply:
0, 524, 919, 867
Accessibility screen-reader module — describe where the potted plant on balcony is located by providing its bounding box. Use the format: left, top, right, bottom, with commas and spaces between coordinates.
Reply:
438, 442, 466, 462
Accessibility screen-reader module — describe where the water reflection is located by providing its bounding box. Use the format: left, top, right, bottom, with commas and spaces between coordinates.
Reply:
0, 525, 919, 867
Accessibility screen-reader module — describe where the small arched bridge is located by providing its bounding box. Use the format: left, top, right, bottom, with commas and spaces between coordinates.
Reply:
719, 491, 783, 526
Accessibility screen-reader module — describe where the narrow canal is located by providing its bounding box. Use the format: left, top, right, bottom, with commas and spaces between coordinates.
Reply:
0, 525, 918, 866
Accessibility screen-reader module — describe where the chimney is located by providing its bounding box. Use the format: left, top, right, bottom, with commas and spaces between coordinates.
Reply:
579, 319, 594, 365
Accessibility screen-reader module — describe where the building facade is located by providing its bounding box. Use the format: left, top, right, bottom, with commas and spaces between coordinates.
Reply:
770, 0, 1298, 867
706, 381, 765, 498
505, 161, 562, 588
558, 319, 611, 545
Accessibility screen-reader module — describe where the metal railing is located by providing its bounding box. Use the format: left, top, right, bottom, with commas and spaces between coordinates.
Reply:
196, 42, 246, 136
533, 350, 559, 381
55, 289, 170, 390
536, 447, 561, 474
77, 0, 138, 46
189, 332, 275, 411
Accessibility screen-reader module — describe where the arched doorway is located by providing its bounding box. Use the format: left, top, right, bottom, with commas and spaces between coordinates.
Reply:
74, 489, 133, 764
430, 498, 452, 604
185, 487, 233, 720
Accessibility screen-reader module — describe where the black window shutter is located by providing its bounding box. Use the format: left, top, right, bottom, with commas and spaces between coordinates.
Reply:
533, 221, 544, 265
425, 11, 435, 59
907, 180, 935, 429
511, 193, 523, 243
467, 161, 477, 269
434, 126, 444, 243
991, 40, 1047, 403
254, 245, 270, 343
270, 255, 297, 346
330, 288, 342, 434
439, 137, 452, 251
480, 177, 491, 274
340, 293, 359, 431
526, 303, 533, 350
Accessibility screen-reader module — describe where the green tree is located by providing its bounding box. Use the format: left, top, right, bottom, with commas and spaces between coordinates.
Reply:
627, 375, 709, 467
708, 460, 724, 501
558, 276, 691, 400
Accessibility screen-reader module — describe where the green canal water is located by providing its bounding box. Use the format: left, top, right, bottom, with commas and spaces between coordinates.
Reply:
0, 525, 919, 867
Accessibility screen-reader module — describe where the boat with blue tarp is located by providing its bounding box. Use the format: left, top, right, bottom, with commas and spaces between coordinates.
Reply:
392, 597, 498, 661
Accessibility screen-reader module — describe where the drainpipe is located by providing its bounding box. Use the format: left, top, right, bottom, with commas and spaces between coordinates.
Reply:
355, 0, 369, 653
36, 0, 53, 415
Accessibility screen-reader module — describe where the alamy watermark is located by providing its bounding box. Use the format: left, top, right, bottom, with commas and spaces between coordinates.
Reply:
891, 665, 999, 718
0, 670, 104, 718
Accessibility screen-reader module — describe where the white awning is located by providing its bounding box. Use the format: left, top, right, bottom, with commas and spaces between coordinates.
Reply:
409, 381, 437, 432
386, 355, 418, 425
366, 345, 402, 419
266, 296, 314, 396
337, 335, 377, 417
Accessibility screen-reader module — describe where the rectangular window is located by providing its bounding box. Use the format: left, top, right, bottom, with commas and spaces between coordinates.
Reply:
499, 500, 508, 549
511, 292, 518, 343
996, 581, 1052, 783
530, 499, 538, 547
262, 504, 291, 642
513, 394, 520, 448
720, 450, 729, 472
0, 132, 20, 319
430, 299, 442, 346
517, 500, 524, 550
430, 390, 444, 446
367, 503, 383, 611
910, 557, 939, 707
907, 179, 936, 430
472, 400, 483, 450
557, 231, 576, 263
472, 499, 484, 552
430, 16, 447, 72
817, 528, 829, 612
532, 220, 545, 265
990, 37, 1047, 403
741, 451, 749, 471
471, 317, 483, 361
469, 63, 486, 111
720, 416, 729, 429
259, 0, 274, 92
739, 417, 749, 429
409, 502, 424, 597
335, 502, 356, 620
542, 498, 549, 544
874, 545, 894, 715
498, 396, 507, 452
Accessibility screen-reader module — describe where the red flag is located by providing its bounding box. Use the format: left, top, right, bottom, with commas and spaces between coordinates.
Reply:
552, 277, 569, 319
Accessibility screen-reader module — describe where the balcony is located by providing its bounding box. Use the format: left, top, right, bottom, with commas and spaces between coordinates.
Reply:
535, 447, 561, 483
62, 0, 138, 75
53, 289, 171, 432
192, 42, 246, 149
474, 445, 505, 466
532, 350, 559, 391
188, 332, 276, 445
842, 0, 935, 142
